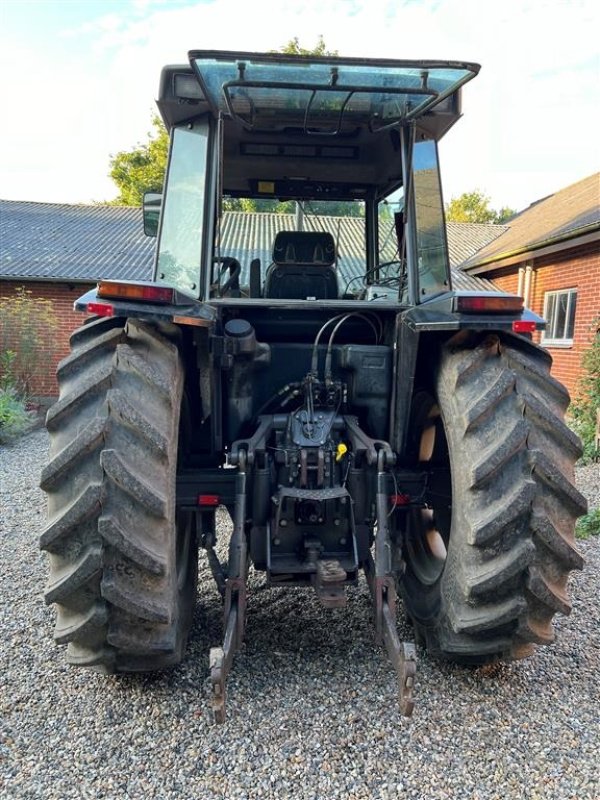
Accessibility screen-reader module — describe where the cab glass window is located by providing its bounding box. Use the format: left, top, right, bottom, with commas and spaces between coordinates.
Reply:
156, 122, 209, 296
413, 140, 450, 298
375, 187, 408, 302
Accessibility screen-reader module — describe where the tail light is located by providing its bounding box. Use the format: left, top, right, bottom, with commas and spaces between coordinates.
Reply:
97, 281, 174, 304
454, 295, 524, 314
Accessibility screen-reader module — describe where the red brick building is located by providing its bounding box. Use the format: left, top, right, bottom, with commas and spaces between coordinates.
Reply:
0, 282, 96, 397
461, 173, 600, 398
0, 202, 154, 398
2, 177, 597, 399
1, 201, 500, 398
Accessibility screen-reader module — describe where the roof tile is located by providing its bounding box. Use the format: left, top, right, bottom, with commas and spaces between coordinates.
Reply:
462, 172, 600, 268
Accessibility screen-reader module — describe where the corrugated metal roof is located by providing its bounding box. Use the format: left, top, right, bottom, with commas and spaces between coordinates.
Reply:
0, 199, 496, 291
219, 212, 367, 282
462, 172, 600, 268
0, 200, 155, 282
219, 212, 497, 290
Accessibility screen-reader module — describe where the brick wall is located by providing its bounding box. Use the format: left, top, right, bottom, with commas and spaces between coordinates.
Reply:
0, 280, 93, 398
2, 246, 598, 400
483, 243, 599, 398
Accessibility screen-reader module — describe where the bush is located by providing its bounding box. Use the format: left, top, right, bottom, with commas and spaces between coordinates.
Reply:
0, 350, 18, 391
0, 386, 31, 442
569, 322, 600, 462
0, 287, 57, 441
0, 286, 58, 396
575, 508, 600, 539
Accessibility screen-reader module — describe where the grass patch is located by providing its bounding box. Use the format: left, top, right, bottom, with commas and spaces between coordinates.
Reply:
575, 508, 600, 540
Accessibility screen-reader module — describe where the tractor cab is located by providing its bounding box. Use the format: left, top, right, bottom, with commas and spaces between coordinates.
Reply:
150, 51, 480, 307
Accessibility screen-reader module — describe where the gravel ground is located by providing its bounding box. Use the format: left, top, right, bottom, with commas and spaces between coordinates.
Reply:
1, 428, 599, 800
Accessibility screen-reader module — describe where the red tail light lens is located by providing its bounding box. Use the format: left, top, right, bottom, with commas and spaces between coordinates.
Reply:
87, 302, 114, 317
197, 494, 220, 507
512, 320, 537, 333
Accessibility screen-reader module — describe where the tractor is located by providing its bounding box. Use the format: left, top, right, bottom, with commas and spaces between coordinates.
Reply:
40, 50, 586, 721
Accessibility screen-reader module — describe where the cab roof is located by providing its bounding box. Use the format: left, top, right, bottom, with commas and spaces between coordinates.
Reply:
156, 50, 480, 200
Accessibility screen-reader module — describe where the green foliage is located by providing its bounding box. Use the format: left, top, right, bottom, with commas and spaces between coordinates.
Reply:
445, 190, 516, 224
0, 286, 58, 397
0, 386, 31, 442
222, 197, 363, 218
223, 198, 296, 214
108, 41, 338, 206
0, 350, 17, 390
495, 206, 516, 224
575, 508, 600, 539
109, 114, 169, 206
277, 36, 337, 56
306, 200, 364, 217
569, 322, 600, 461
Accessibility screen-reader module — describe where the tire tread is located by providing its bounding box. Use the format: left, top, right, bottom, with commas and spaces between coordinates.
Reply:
402, 332, 586, 663
40, 317, 194, 672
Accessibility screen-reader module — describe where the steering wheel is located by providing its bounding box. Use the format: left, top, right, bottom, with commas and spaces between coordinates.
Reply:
214, 257, 242, 297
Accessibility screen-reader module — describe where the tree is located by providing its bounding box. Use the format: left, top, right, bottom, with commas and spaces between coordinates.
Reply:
445, 190, 516, 224
108, 115, 168, 206
107, 39, 339, 207
495, 206, 517, 224
277, 35, 337, 57
223, 197, 294, 214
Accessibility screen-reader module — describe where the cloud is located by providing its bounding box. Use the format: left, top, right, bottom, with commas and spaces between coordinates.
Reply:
1, 0, 598, 207
61, 12, 125, 39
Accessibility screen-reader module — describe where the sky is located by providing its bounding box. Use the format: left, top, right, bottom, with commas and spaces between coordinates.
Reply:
0, 0, 598, 213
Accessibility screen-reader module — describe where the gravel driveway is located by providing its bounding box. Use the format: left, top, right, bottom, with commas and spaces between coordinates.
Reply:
1, 429, 598, 800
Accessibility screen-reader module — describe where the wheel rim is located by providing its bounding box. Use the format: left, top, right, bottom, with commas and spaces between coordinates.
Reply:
405, 395, 451, 586
176, 511, 193, 592
176, 393, 196, 594
406, 508, 447, 585
418, 404, 439, 461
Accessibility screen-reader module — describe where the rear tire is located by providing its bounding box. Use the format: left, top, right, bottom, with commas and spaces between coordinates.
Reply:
40, 317, 198, 672
400, 332, 586, 663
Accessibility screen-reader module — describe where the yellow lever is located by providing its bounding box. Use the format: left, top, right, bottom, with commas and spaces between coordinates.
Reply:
335, 443, 348, 462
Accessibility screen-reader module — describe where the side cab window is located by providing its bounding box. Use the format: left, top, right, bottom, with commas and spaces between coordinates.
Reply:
155, 121, 210, 297
412, 140, 451, 299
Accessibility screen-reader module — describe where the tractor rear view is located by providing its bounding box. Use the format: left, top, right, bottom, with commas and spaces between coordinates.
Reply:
40, 51, 587, 721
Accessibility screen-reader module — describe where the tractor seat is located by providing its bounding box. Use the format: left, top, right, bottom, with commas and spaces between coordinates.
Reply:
263, 231, 338, 300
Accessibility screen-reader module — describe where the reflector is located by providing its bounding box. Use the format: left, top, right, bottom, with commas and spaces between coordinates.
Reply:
198, 494, 220, 506
87, 302, 114, 317
512, 320, 537, 333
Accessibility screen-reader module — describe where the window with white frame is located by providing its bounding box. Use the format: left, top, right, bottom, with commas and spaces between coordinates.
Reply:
542, 288, 577, 345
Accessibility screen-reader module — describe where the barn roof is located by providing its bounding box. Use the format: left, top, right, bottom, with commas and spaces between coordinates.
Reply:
0, 199, 497, 291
